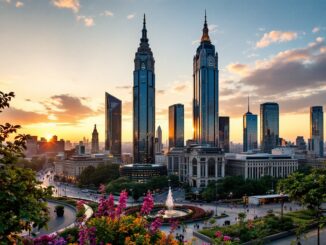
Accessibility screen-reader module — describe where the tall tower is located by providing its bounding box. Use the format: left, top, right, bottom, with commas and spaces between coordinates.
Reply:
243, 97, 258, 152
155, 126, 163, 153
260, 102, 279, 153
105, 92, 122, 157
169, 104, 184, 150
133, 14, 155, 163
193, 12, 219, 146
219, 116, 230, 153
309, 106, 324, 157
91, 124, 99, 153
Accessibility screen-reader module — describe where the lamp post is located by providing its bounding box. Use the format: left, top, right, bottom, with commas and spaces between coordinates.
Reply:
215, 181, 218, 217
280, 192, 285, 221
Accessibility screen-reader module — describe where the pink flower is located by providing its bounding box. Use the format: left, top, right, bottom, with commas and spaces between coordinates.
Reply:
141, 191, 154, 215
116, 190, 128, 216
223, 235, 231, 241
215, 231, 222, 238
150, 217, 163, 233
78, 226, 96, 245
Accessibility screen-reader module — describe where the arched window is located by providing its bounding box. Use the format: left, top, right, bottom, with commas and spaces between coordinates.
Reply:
208, 158, 215, 177
192, 158, 197, 176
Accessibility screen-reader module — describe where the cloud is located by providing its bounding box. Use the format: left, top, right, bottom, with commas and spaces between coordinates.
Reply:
256, 30, 298, 48
102, 10, 114, 17
157, 89, 165, 95
52, 0, 80, 13
312, 27, 320, 33
157, 108, 168, 116
15, 1, 23, 7
116, 85, 131, 89
192, 39, 200, 45
227, 63, 250, 76
127, 14, 135, 20
77, 16, 95, 27
208, 24, 218, 33
1, 108, 49, 125
122, 101, 132, 114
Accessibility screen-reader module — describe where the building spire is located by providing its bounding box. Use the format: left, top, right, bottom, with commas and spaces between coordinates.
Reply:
201, 10, 210, 43
248, 96, 250, 113
141, 13, 148, 42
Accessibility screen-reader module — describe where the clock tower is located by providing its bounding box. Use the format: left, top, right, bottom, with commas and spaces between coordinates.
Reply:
193, 12, 219, 146
133, 14, 155, 163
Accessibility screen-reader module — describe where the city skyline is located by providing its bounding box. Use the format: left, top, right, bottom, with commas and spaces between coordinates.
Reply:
1, 0, 326, 144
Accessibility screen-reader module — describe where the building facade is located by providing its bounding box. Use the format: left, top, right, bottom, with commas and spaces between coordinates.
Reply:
91, 124, 99, 153
105, 92, 122, 157
309, 106, 324, 157
260, 102, 279, 153
193, 13, 219, 146
226, 153, 298, 180
243, 106, 258, 152
169, 104, 184, 150
219, 116, 230, 153
133, 15, 155, 163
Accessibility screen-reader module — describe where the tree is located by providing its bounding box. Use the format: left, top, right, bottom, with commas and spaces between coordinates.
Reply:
0, 91, 52, 243
278, 169, 326, 245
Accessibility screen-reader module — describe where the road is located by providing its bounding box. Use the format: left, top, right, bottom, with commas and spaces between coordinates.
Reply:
269, 228, 326, 245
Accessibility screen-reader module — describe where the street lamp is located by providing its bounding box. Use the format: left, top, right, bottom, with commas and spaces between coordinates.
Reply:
280, 192, 285, 221
215, 181, 218, 217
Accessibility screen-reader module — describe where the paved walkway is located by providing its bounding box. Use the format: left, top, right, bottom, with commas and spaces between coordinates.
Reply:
268, 228, 326, 245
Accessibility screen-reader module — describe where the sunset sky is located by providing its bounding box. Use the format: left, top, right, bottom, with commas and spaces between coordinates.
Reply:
1, 0, 326, 145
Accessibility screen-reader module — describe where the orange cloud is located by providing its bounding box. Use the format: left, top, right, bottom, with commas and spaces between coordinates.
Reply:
227, 63, 250, 76
256, 30, 298, 48
77, 16, 95, 27
52, 0, 80, 13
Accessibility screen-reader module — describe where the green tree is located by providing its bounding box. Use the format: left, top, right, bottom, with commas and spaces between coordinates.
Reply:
278, 169, 326, 245
0, 91, 52, 243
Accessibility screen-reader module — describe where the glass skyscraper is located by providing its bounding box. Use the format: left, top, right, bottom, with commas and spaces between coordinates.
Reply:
219, 116, 230, 153
193, 13, 219, 146
260, 102, 279, 153
309, 106, 324, 157
243, 100, 258, 152
105, 92, 121, 157
169, 104, 184, 149
133, 15, 155, 163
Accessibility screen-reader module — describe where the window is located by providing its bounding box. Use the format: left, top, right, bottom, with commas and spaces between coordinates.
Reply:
208, 158, 215, 177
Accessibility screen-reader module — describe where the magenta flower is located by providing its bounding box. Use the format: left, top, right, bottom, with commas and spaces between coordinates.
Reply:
141, 191, 154, 215
223, 235, 231, 241
107, 194, 115, 218
215, 231, 222, 238
78, 226, 96, 245
116, 190, 128, 216
150, 217, 163, 233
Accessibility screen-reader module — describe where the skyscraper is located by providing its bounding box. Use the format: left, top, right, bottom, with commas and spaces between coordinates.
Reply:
260, 102, 279, 153
243, 98, 258, 152
219, 116, 230, 153
193, 12, 219, 146
105, 92, 122, 157
91, 124, 99, 153
133, 15, 155, 163
155, 126, 163, 153
309, 106, 324, 157
169, 104, 184, 150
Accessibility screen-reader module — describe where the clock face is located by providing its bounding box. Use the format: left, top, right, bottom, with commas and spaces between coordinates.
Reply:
208, 56, 215, 67
141, 63, 146, 70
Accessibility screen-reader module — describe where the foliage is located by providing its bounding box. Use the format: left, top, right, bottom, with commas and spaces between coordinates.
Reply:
200, 213, 295, 244
15, 157, 47, 172
78, 163, 120, 187
0, 91, 52, 243
55, 205, 65, 217
201, 176, 278, 202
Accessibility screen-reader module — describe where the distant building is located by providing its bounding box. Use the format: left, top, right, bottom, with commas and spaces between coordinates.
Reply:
133, 15, 155, 164
105, 92, 122, 157
121, 153, 133, 165
225, 153, 298, 179
38, 137, 65, 155
219, 116, 230, 153
76, 141, 86, 155
91, 124, 99, 153
193, 13, 219, 146
260, 102, 279, 153
54, 154, 114, 181
296, 136, 306, 151
155, 126, 163, 153
181, 145, 225, 188
167, 147, 184, 176
243, 98, 258, 152
25, 136, 38, 157
155, 153, 166, 165
309, 106, 324, 157
169, 104, 184, 150
230, 142, 243, 153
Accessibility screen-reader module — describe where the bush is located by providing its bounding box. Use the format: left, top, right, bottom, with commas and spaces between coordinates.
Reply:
59, 227, 79, 243
55, 205, 65, 217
